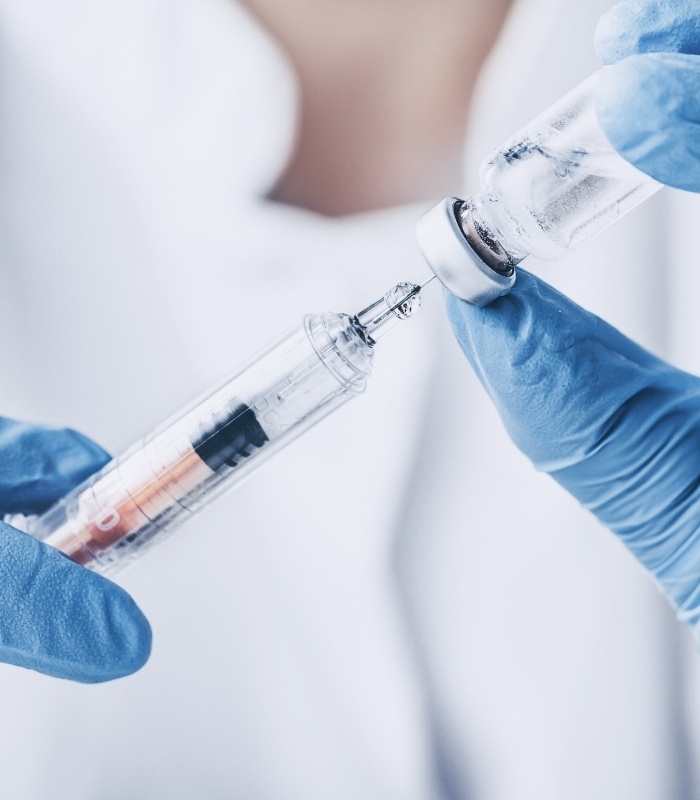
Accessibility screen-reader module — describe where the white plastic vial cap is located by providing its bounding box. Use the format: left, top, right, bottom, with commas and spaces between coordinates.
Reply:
416, 198, 516, 306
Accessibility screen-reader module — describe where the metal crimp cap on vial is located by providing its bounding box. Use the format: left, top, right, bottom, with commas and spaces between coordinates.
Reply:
416, 197, 516, 307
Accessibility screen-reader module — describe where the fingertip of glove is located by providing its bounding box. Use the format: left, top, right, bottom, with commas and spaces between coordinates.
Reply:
595, 54, 700, 191
595, 2, 636, 65
0, 528, 151, 683
0, 423, 111, 515
443, 271, 613, 465
89, 578, 153, 682
49, 427, 111, 493
445, 271, 562, 375
595, 0, 700, 64
57, 562, 152, 683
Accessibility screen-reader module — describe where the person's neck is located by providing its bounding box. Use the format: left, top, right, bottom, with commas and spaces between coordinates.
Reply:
240, 0, 514, 215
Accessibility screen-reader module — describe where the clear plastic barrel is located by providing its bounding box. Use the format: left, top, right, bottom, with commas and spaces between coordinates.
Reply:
462, 70, 662, 270
29, 312, 374, 575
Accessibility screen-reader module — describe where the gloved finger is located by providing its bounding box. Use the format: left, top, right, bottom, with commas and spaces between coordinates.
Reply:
0, 522, 151, 682
446, 272, 700, 622
0, 419, 110, 515
596, 0, 700, 65
445, 270, 677, 471
595, 53, 700, 192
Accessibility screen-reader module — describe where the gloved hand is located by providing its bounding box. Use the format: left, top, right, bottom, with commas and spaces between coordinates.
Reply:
595, 0, 700, 192
0, 418, 151, 682
446, 273, 700, 639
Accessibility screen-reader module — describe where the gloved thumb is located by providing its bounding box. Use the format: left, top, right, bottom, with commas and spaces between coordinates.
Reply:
444, 270, 673, 472
0, 522, 152, 682
446, 271, 700, 630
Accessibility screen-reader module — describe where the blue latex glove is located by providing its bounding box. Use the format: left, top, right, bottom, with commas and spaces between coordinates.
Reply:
446, 273, 700, 639
595, 0, 700, 192
0, 419, 151, 682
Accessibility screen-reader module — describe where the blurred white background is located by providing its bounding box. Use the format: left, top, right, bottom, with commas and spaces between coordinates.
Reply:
0, 0, 699, 798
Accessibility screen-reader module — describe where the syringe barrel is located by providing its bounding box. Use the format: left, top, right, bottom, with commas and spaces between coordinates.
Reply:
465, 70, 662, 268
29, 312, 373, 575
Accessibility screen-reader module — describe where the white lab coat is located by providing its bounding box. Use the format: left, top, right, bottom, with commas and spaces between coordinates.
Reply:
0, 0, 698, 798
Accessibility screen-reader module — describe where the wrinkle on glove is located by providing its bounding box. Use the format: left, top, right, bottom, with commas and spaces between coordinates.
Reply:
446, 272, 700, 637
594, 0, 700, 192
0, 419, 151, 681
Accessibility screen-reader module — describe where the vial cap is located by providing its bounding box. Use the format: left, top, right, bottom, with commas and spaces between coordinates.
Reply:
416, 197, 516, 307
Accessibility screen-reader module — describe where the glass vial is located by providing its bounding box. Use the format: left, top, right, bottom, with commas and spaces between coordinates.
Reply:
461, 70, 662, 273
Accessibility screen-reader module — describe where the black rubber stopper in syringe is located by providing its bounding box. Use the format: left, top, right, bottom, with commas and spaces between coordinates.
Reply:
192, 401, 270, 474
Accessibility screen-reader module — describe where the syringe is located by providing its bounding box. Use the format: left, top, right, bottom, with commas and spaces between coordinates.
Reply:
24, 282, 422, 576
